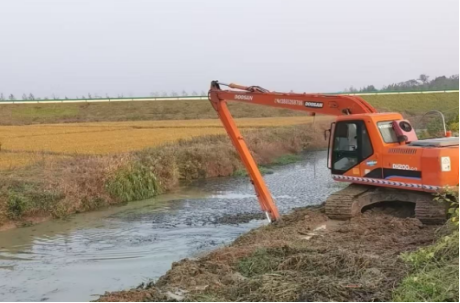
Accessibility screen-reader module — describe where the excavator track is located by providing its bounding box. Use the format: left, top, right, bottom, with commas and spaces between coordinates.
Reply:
325, 184, 447, 224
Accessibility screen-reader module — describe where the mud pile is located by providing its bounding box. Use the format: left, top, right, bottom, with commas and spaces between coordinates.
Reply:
97, 205, 438, 302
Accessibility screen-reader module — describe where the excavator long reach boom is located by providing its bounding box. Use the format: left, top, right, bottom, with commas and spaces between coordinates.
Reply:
209, 81, 377, 116
208, 81, 378, 222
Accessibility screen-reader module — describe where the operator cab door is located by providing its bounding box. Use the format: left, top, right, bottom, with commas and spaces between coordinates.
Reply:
330, 120, 373, 175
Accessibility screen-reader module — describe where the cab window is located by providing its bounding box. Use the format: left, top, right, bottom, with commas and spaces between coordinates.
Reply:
377, 121, 398, 143
332, 121, 373, 173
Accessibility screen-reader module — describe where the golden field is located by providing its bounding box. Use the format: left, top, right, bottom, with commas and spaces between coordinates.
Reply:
0, 116, 321, 169
0, 152, 69, 171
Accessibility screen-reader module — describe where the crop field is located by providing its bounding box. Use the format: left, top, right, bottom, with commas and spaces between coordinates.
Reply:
0, 92, 456, 170
0, 116, 322, 169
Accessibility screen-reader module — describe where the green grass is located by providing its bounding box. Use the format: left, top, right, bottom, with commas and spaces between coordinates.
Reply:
393, 229, 459, 302
271, 154, 302, 165
12, 105, 79, 120
364, 93, 458, 114
4, 183, 63, 220
106, 163, 161, 203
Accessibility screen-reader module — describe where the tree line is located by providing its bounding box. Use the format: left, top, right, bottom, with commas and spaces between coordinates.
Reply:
344, 74, 459, 93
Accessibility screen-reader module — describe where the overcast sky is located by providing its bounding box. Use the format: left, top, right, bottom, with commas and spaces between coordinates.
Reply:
0, 0, 458, 98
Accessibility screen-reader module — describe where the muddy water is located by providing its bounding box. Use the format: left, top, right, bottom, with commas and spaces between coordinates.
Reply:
0, 151, 339, 302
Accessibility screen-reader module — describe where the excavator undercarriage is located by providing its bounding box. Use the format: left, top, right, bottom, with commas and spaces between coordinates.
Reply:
325, 184, 447, 224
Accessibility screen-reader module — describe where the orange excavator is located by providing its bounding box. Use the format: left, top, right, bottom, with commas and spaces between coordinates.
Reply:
208, 81, 459, 224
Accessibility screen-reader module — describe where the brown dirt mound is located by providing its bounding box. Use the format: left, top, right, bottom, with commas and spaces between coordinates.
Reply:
97, 206, 439, 302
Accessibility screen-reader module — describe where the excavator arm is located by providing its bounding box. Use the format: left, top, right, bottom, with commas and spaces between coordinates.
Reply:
209, 81, 377, 116
208, 81, 377, 222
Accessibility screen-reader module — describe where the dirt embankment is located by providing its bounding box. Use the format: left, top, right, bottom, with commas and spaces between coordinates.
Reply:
97, 205, 439, 302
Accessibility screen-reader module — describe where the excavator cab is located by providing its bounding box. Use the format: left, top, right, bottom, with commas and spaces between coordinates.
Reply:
328, 113, 426, 176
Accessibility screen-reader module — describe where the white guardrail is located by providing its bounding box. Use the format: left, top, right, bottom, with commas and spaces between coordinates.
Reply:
0, 90, 457, 105
0, 96, 210, 105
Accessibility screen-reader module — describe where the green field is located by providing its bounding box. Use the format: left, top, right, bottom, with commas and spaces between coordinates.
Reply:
0, 92, 458, 125
363, 93, 458, 114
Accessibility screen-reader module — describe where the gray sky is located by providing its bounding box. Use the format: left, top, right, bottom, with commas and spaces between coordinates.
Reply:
0, 0, 458, 98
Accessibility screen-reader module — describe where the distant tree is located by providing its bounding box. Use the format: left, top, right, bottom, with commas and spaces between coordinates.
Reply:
360, 85, 377, 92
0, 93, 4, 100
381, 74, 458, 92
181, 90, 187, 96
171, 91, 178, 97
161, 91, 168, 97
28, 93, 35, 100
347, 86, 358, 93
44, 96, 49, 100
22, 93, 27, 100
88, 93, 92, 99
405, 79, 419, 87
8, 94, 15, 100
418, 74, 430, 84
428, 76, 457, 90
65, 96, 69, 99
192, 90, 198, 96
200, 90, 206, 96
